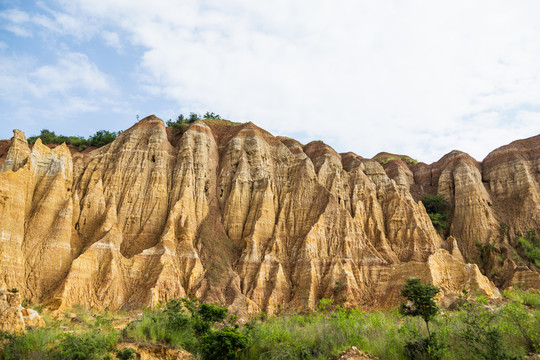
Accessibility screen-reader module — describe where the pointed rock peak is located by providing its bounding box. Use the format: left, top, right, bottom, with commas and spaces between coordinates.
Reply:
238, 121, 275, 139
12, 129, 28, 143
277, 136, 302, 146
341, 152, 365, 171
303, 140, 341, 161
434, 149, 479, 168
2, 130, 31, 172
33, 137, 44, 148
138, 114, 163, 124
447, 236, 465, 263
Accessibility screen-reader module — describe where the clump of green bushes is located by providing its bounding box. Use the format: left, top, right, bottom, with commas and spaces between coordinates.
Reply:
517, 228, 540, 268
420, 194, 450, 232
166, 112, 224, 133
1, 289, 539, 360
27, 129, 121, 150
124, 297, 248, 360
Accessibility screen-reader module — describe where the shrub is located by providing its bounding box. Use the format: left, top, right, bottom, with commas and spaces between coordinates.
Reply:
188, 112, 199, 122
420, 195, 449, 232
403, 337, 445, 360
27, 129, 120, 150
455, 302, 523, 360
400, 278, 440, 339
87, 130, 120, 148
0, 328, 56, 360
201, 326, 249, 360
517, 229, 540, 268
52, 331, 117, 360
400, 278, 443, 360
114, 348, 136, 360
203, 112, 222, 120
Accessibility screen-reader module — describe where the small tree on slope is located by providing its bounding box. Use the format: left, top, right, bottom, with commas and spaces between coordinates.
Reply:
400, 278, 440, 339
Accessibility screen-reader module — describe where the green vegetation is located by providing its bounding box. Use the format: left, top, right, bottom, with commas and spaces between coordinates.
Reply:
399, 278, 444, 359
517, 228, 540, 268
400, 278, 440, 339
373, 154, 418, 165
124, 297, 248, 359
166, 111, 225, 133
2, 289, 540, 360
475, 241, 503, 278
203, 112, 223, 120
420, 194, 450, 232
27, 129, 121, 150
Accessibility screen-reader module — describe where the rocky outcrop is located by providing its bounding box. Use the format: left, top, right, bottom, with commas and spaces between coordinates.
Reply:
0, 284, 45, 332
376, 249, 500, 308
380, 135, 540, 275
0, 117, 537, 315
117, 343, 195, 360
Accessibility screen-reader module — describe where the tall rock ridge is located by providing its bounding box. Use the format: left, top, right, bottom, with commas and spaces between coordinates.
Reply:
0, 116, 538, 315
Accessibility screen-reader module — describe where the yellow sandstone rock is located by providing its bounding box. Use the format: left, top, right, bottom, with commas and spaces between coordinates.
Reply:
0, 118, 538, 315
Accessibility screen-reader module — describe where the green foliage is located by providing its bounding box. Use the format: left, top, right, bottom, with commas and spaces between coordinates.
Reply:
403, 337, 446, 360
3, 296, 540, 360
455, 302, 523, 360
427, 213, 447, 232
503, 288, 540, 309
27, 129, 120, 150
316, 298, 335, 312
201, 326, 249, 360
400, 279, 440, 335
420, 195, 449, 232
399, 279, 442, 359
0, 328, 56, 360
500, 302, 540, 353
125, 298, 246, 359
114, 348, 136, 360
52, 331, 117, 360
475, 241, 499, 272
517, 228, 540, 268
245, 308, 370, 360
203, 112, 222, 120
420, 194, 448, 215
500, 222, 509, 237
166, 113, 197, 133
87, 130, 120, 148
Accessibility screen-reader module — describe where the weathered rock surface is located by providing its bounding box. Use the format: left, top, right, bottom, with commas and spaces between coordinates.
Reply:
0, 117, 538, 315
332, 346, 377, 360
117, 343, 196, 360
0, 284, 45, 332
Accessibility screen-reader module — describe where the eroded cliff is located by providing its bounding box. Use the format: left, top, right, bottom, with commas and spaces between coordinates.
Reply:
0, 116, 537, 315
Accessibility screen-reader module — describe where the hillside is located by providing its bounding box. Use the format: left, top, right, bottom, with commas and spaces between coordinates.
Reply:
0, 115, 538, 316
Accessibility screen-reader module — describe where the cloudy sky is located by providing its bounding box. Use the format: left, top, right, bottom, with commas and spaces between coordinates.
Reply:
1, 1, 539, 163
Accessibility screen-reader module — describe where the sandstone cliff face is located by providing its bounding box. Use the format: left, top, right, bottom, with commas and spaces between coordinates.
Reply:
381, 135, 540, 289
0, 117, 536, 315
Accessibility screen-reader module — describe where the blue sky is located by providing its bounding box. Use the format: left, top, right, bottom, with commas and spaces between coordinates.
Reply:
1, 0, 539, 163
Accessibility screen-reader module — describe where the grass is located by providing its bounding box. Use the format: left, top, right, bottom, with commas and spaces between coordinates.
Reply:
517, 229, 540, 268
2, 291, 540, 359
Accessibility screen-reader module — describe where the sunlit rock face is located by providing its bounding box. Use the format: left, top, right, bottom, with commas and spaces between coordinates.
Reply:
0, 116, 537, 315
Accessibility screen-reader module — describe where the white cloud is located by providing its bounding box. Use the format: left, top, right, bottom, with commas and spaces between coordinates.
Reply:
0, 8, 30, 23
0, 52, 114, 99
5, 1, 540, 162
0, 51, 124, 138
31, 52, 113, 96
101, 31, 121, 49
